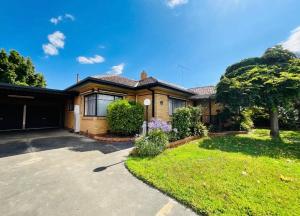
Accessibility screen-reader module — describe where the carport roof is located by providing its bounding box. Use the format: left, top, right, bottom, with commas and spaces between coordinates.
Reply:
0, 82, 72, 96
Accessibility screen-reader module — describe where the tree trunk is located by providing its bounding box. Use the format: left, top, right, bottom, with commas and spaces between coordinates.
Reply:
270, 108, 279, 138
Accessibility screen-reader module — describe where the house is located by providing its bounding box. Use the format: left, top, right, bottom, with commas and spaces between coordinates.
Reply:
0, 71, 220, 134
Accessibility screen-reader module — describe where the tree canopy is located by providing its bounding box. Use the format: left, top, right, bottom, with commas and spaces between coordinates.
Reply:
0, 49, 46, 87
216, 45, 300, 137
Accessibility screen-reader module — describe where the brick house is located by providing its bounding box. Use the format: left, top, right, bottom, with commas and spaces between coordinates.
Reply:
64, 72, 220, 135
0, 71, 220, 134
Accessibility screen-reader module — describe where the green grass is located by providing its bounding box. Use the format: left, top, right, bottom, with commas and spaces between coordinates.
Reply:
126, 129, 300, 215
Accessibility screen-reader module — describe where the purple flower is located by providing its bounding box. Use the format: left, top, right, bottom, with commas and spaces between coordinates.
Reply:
148, 118, 172, 133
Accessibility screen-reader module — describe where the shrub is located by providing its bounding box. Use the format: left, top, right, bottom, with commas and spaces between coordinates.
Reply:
240, 109, 254, 131
189, 106, 203, 135
278, 105, 299, 130
193, 122, 208, 137
134, 129, 169, 157
148, 119, 172, 133
167, 128, 180, 142
107, 99, 144, 136
171, 107, 191, 139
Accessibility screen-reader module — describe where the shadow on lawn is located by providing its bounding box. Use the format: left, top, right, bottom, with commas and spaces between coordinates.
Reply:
200, 133, 300, 159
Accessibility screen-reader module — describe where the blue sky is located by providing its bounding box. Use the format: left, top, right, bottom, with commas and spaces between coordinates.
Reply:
0, 0, 300, 90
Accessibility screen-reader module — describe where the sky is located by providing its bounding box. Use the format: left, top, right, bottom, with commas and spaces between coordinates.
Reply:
0, 0, 300, 90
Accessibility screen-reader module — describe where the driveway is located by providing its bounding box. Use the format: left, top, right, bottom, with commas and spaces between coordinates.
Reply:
0, 130, 196, 216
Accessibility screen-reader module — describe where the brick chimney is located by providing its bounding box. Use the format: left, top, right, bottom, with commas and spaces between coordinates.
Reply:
140, 71, 148, 80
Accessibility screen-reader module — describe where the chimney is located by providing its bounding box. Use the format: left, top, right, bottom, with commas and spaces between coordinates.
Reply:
140, 71, 148, 80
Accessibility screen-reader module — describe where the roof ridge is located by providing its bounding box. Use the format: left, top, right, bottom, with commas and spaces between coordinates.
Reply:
188, 85, 215, 90
92, 74, 138, 82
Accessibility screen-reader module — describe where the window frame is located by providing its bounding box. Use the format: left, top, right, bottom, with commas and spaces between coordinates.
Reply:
168, 97, 187, 116
66, 100, 74, 111
84, 93, 123, 117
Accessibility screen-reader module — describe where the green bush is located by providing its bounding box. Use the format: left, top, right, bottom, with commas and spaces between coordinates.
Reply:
171, 107, 192, 139
167, 130, 180, 142
134, 129, 169, 157
189, 106, 203, 135
107, 99, 144, 136
193, 122, 208, 137
240, 109, 254, 131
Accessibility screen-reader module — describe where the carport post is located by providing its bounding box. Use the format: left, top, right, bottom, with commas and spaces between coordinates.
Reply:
22, 104, 26, 130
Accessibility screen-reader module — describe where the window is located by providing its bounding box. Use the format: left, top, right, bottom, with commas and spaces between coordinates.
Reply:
84, 93, 122, 116
84, 94, 96, 116
66, 100, 74, 111
168, 97, 186, 115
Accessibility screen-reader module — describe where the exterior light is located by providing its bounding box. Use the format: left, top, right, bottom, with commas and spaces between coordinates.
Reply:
144, 99, 151, 106
143, 99, 151, 135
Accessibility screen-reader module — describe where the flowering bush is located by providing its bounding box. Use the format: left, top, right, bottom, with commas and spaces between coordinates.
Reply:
134, 129, 169, 157
148, 119, 172, 133
167, 128, 180, 142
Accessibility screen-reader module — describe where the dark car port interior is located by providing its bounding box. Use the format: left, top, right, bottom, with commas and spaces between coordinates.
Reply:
0, 83, 73, 131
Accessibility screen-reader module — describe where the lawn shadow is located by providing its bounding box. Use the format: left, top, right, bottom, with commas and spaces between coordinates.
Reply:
200, 133, 300, 159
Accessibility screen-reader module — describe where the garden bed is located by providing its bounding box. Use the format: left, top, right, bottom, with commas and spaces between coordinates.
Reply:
167, 136, 201, 148
94, 134, 135, 143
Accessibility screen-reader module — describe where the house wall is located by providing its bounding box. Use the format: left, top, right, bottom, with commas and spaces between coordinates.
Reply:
136, 89, 153, 120
154, 89, 193, 122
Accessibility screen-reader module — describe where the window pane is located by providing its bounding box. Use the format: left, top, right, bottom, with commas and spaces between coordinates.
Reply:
97, 99, 111, 116
85, 94, 96, 116
97, 94, 114, 100
169, 99, 173, 115
95, 94, 123, 116
169, 98, 185, 115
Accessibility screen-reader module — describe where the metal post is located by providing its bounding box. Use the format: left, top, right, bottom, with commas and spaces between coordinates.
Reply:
22, 104, 26, 130
146, 105, 149, 135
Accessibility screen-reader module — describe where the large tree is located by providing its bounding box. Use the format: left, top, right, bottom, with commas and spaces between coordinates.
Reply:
0, 49, 46, 87
216, 46, 300, 137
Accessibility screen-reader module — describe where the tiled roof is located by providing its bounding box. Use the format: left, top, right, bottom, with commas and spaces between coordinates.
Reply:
90, 75, 193, 94
92, 74, 138, 87
188, 86, 216, 99
137, 77, 158, 87
67, 74, 214, 97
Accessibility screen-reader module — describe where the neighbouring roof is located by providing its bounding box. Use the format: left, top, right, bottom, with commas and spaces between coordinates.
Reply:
188, 86, 216, 99
66, 75, 195, 95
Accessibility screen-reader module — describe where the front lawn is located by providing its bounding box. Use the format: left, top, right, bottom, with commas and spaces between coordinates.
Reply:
126, 129, 300, 215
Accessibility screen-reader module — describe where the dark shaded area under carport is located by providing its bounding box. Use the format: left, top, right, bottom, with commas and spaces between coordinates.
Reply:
0, 131, 133, 158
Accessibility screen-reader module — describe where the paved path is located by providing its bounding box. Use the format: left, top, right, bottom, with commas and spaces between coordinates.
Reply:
0, 130, 197, 216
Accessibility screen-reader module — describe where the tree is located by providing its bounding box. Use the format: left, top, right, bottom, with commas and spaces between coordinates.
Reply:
0, 49, 46, 87
216, 45, 300, 138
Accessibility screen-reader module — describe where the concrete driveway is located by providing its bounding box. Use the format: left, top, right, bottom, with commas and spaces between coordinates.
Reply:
0, 130, 196, 216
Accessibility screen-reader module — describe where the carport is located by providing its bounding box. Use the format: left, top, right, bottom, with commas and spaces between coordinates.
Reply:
0, 83, 73, 131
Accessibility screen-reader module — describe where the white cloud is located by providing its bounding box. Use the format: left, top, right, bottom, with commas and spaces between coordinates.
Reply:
50, 13, 75, 25
282, 26, 300, 55
42, 31, 66, 56
65, 13, 75, 21
107, 63, 125, 75
166, 0, 188, 8
76, 55, 105, 64
48, 31, 65, 48
42, 43, 58, 56
50, 16, 62, 25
